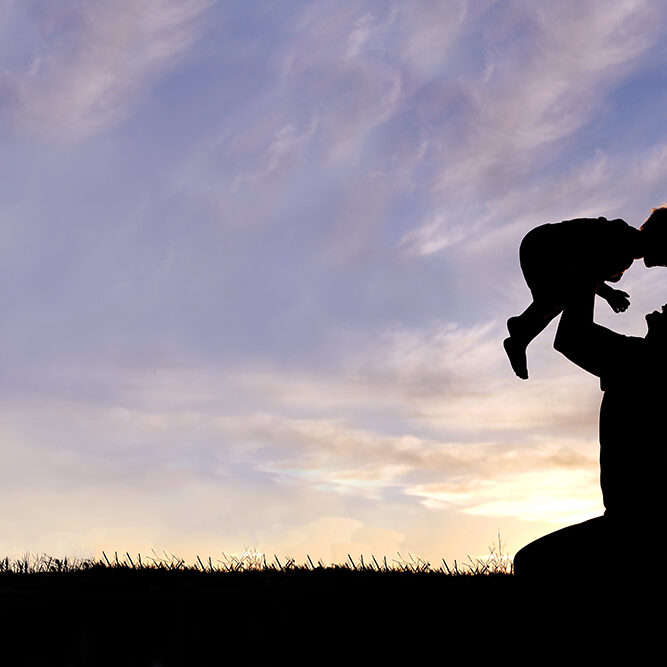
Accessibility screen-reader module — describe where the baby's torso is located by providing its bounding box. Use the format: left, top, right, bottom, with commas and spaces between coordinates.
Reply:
530, 217, 637, 282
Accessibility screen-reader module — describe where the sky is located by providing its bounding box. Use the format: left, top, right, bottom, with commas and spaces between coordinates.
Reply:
1, 0, 666, 566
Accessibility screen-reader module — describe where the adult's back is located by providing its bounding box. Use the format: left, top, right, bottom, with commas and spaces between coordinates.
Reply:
514, 294, 667, 577
596, 334, 667, 520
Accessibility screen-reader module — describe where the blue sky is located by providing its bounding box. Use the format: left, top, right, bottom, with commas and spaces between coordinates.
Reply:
1, 0, 666, 564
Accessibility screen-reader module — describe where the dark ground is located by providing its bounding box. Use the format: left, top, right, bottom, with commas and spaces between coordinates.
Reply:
0, 566, 661, 665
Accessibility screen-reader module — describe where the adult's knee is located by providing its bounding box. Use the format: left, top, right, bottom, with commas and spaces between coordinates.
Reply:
513, 544, 535, 577
513, 534, 558, 577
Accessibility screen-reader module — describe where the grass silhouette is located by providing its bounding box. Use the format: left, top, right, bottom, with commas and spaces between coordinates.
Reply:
0, 541, 518, 665
0, 537, 514, 575
3, 539, 649, 665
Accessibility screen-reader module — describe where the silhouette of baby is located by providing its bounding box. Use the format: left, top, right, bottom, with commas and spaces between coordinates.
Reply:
504, 206, 667, 379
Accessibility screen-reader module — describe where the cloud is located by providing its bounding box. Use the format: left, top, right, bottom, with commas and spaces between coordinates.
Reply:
241, 409, 600, 522
406, 469, 601, 523
0, 309, 608, 563
172, 0, 667, 291
2, 1, 661, 563
4, 0, 211, 138
0, 312, 604, 535
175, 1, 469, 254
400, 0, 666, 254
258, 517, 406, 564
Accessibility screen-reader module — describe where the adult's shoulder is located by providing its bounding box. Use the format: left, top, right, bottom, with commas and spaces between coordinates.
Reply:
600, 332, 647, 388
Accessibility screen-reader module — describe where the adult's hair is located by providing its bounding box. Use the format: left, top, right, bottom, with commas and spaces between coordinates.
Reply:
640, 204, 667, 236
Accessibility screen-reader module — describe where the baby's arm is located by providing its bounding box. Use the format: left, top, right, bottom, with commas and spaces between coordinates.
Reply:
596, 282, 630, 313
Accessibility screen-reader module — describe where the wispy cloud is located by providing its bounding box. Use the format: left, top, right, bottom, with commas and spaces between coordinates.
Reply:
4, 0, 211, 137
406, 469, 601, 523
400, 0, 665, 254
0, 312, 603, 525
176, 1, 468, 253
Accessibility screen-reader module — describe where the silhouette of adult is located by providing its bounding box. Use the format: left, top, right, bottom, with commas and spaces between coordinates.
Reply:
514, 285, 667, 577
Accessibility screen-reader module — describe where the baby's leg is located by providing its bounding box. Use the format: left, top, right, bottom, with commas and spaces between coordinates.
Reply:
504, 300, 562, 379
508, 226, 566, 378
508, 301, 562, 339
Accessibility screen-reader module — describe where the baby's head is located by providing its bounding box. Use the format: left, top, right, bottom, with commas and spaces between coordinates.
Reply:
640, 205, 667, 267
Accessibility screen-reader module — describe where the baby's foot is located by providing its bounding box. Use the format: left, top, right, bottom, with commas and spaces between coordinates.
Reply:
503, 336, 528, 379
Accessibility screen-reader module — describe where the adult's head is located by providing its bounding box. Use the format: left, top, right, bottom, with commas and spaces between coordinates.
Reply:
640, 205, 667, 267
645, 303, 667, 343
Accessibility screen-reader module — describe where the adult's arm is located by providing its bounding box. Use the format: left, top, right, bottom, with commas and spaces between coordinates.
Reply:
595, 282, 614, 299
553, 285, 639, 378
